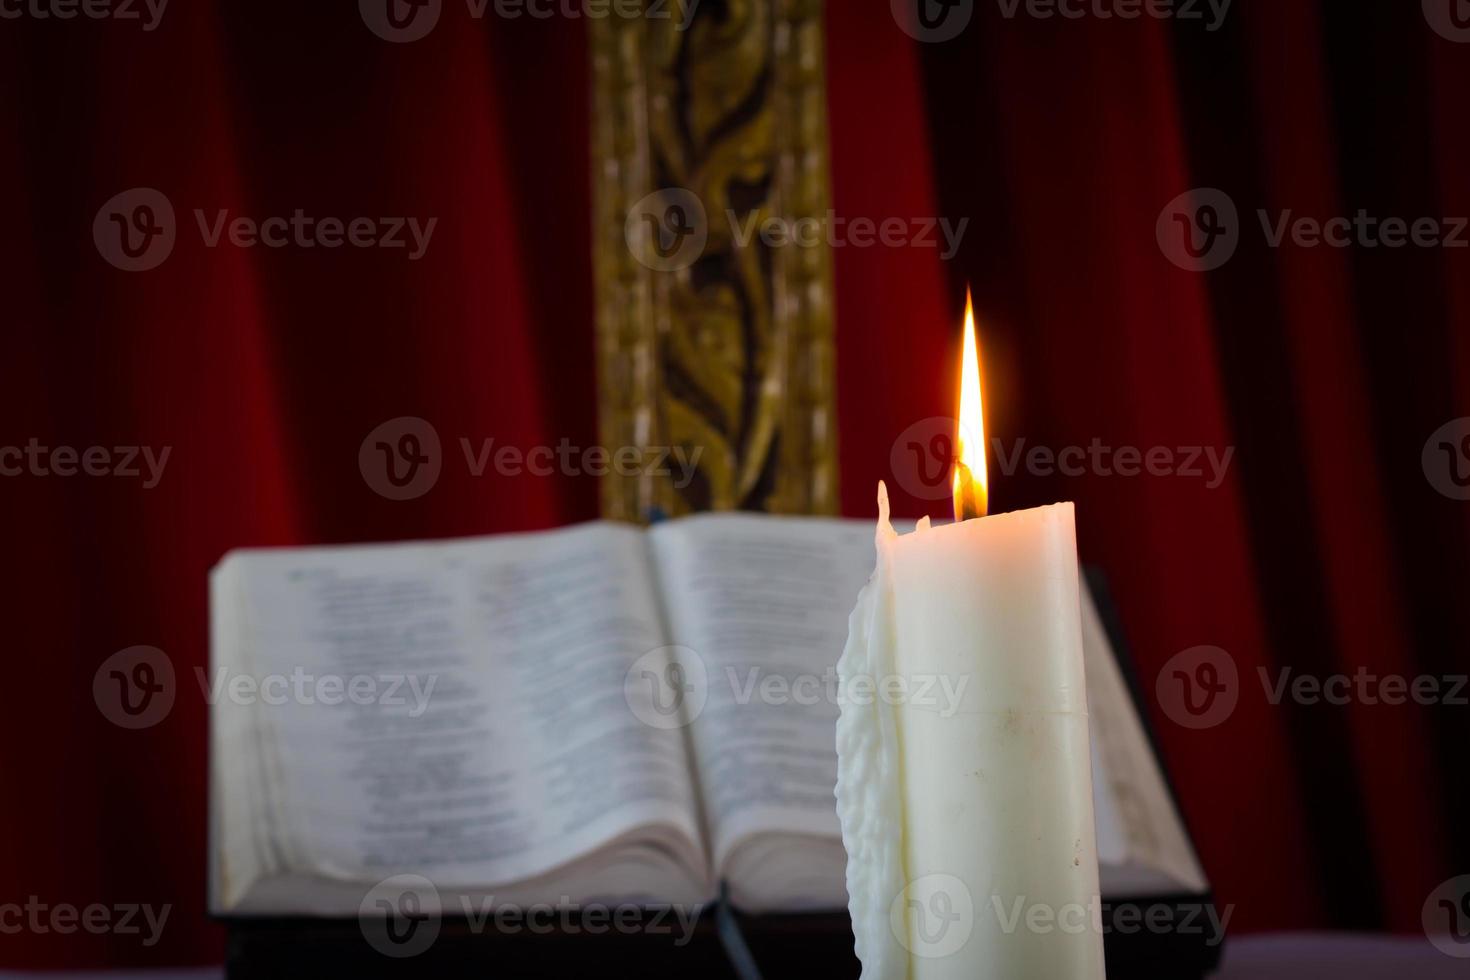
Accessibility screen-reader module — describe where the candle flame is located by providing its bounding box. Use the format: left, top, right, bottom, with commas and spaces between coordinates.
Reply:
952, 289, 988, 521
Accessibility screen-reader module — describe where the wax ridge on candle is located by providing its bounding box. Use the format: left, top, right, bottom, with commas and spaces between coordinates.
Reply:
834, 482, 909, 979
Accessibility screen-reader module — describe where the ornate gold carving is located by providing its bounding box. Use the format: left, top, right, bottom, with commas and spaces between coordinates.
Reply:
590, 0, 838, 521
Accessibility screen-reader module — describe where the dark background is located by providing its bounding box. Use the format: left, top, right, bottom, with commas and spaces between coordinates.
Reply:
2, 0, 1467, 968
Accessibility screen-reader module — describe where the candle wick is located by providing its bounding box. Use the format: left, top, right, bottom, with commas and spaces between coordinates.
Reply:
954, 461, 984, 522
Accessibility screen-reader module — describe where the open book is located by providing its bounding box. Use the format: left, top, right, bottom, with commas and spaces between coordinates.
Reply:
209, 514, 1207, 918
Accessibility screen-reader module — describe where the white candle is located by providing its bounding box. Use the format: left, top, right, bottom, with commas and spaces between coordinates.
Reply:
835, 486, 1104, 978
834, 295, 1104, 979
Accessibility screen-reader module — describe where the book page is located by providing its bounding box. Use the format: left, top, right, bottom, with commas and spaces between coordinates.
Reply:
216, 523, 706, 902
649, 514, 885, 905
649, 513, 1207, 911
1081, 586, 1209, 895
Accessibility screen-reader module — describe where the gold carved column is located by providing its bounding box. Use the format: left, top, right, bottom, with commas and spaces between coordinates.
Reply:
590, 0, 838, 521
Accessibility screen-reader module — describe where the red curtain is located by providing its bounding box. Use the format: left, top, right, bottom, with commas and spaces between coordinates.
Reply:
2, 1, 1465, 968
